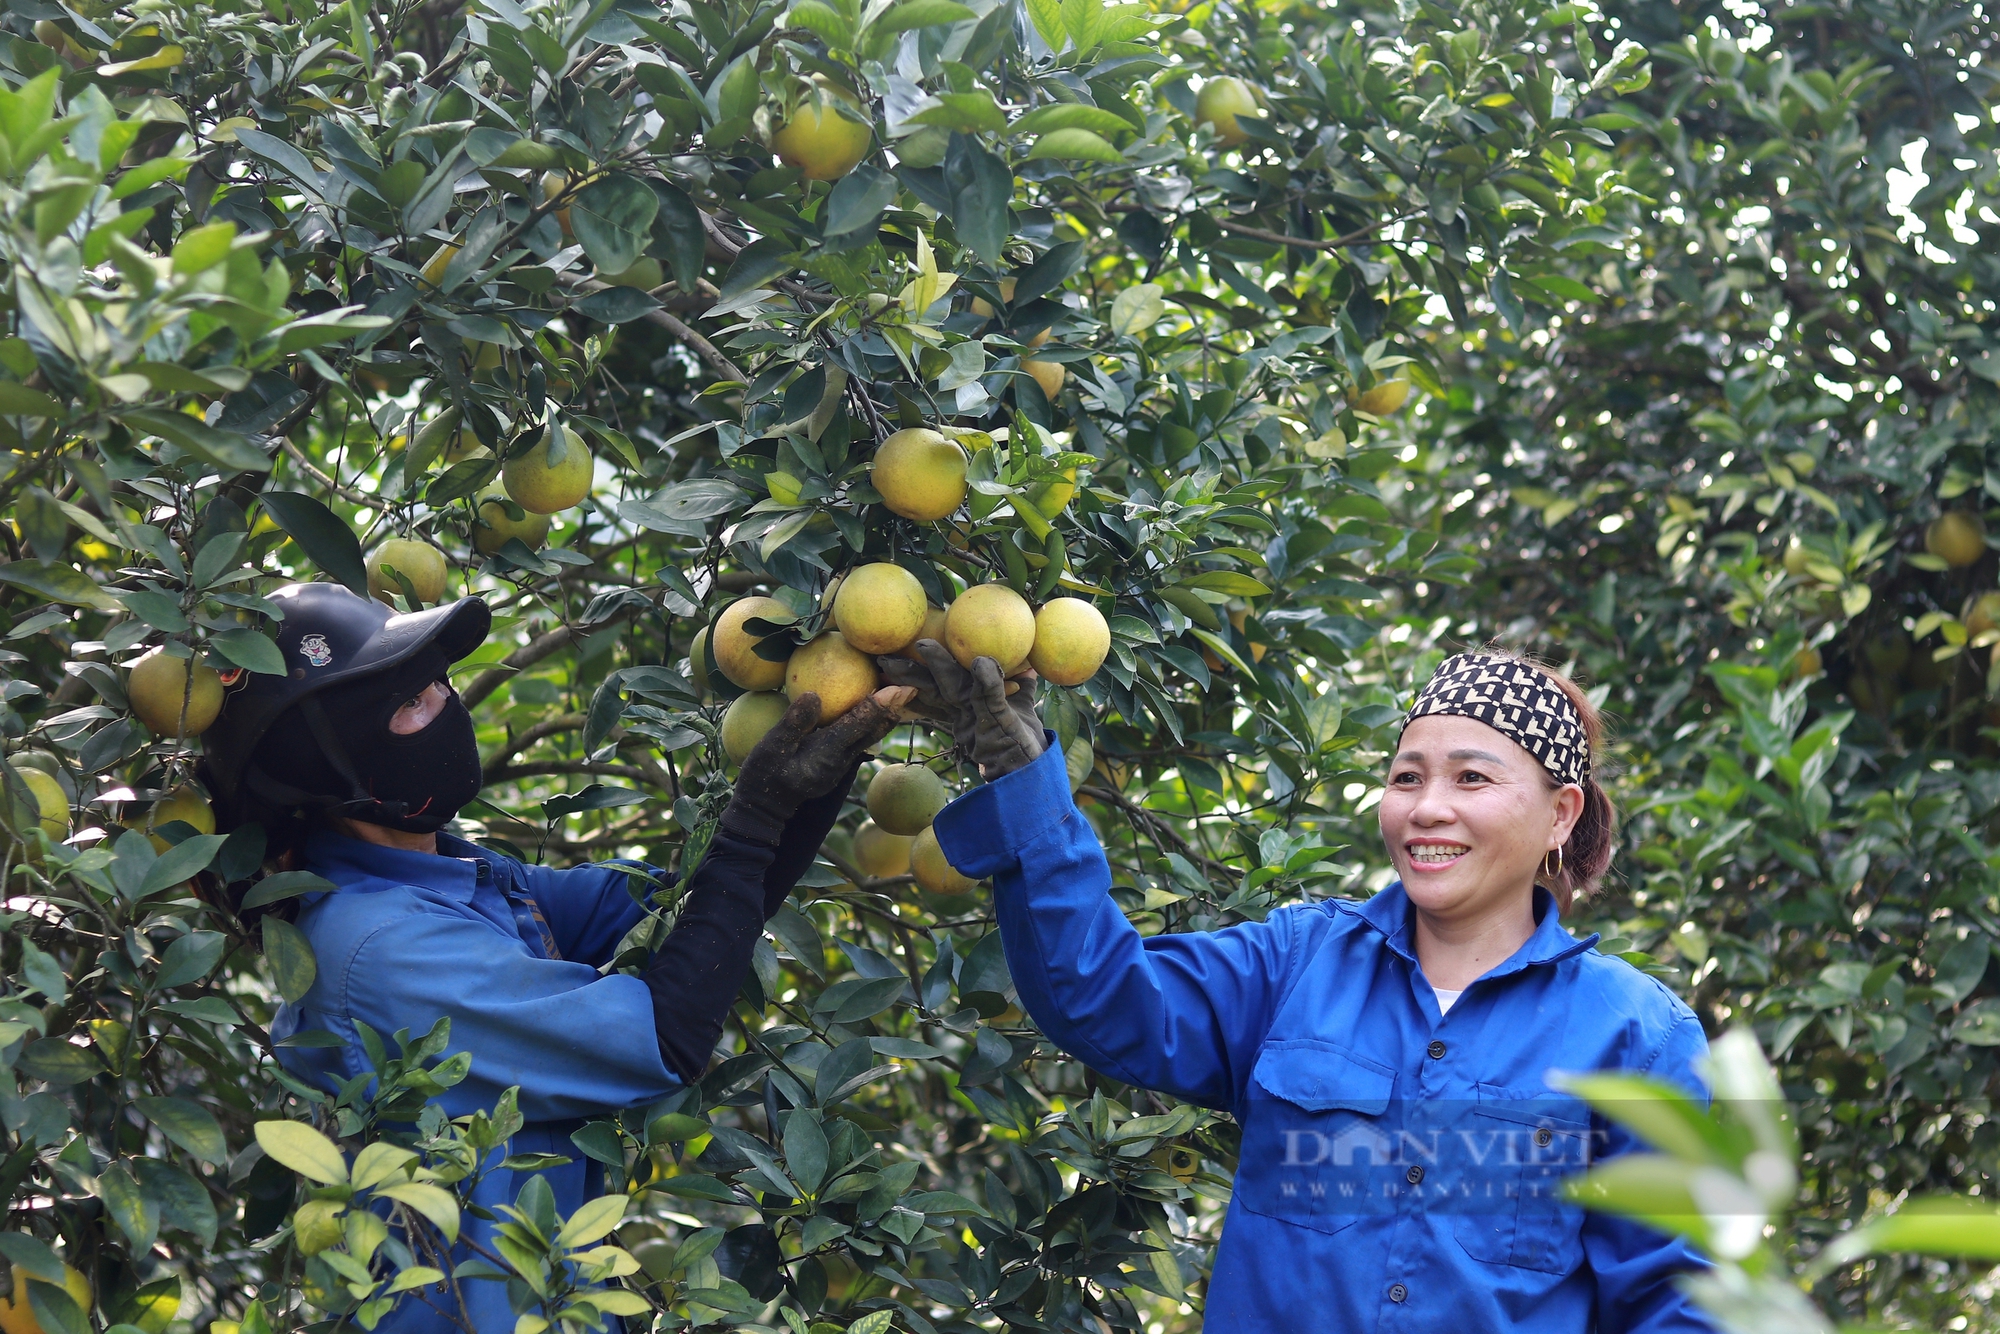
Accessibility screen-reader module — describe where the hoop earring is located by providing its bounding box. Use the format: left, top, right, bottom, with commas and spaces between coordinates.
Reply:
1542, 846, 1564, 881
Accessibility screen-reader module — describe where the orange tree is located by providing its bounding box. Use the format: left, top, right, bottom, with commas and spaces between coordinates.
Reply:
12, 0, 1983, 1331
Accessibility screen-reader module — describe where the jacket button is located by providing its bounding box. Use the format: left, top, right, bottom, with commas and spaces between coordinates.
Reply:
1535, 1127, 1554, 1147
1389, 1283, 1408, 1303
1405, 1165, 1424, 1185
1427, 1040, 1446, 1060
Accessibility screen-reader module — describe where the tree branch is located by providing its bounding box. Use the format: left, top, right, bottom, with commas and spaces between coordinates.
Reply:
1216, 212, 1415, 253
481, 711, 588, 776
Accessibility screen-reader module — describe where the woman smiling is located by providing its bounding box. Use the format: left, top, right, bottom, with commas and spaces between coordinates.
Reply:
887, 645, 1717, 1333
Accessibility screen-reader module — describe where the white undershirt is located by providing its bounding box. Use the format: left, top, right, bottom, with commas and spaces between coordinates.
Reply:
1434, 987, 1463, 1014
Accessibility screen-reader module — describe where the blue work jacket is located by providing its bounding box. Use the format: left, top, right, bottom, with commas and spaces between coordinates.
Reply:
271, 830, 691, 1334
933, 740, 1718, 1334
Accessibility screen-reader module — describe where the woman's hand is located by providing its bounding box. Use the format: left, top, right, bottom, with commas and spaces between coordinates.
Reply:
877, 641, 1045, 778
720, 686, 915, 844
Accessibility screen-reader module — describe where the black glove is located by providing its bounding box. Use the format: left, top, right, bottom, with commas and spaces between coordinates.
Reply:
720, 688, 911, 845
877, 640, 1045, 779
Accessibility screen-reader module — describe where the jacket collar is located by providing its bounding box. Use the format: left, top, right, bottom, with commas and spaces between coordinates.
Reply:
302, 827, 486, 900
1352, 880, 1598, 978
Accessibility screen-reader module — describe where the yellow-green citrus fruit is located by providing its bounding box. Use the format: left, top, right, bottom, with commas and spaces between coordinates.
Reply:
1150, 1144, 1200, 1183
785, 632, 880, 722
1965, 591, 2000, 639
0, 1262, 92, 1334
420, 241, 459, 287
1229, 606, 1269, 663
502, 426, 593, 514
1862, 629, 1910, 681
871, 428, 968, 521
1790, 646, 1823, 679
1028, 598, 1111, 686
1023, 358, 1066, 400
367, 537, 448, 605
773, 84, 872, 182
688, 626, 711, 695
472, 485, 553, 555
721, 692, 791, 764
603, 257, 663, 290
944, 584, 1037, 673
1355, 377, 1412, 415
898, 605, 950, 660
866, 763, 950, 836
1927, 511, 1986, 567
541, 170, 573, 235
970, 277, 1018, 318
20, 769, 68, 838
833, 562, 928, 654
911, 826, 977, 894
852, 819, 914, 878
629, 1237, 677, 1283
1782, 538, 1813, 577
1024, 466, 1078, 518
1195, 76, 1259, 147
713, 597, 793, 691
127, 648, 225, 737
143, 785, 215, 853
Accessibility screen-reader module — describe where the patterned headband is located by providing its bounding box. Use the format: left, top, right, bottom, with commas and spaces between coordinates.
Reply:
1403, 653, 1590, 786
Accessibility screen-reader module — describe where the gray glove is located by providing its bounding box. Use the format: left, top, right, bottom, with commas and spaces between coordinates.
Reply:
877, 640, 1045, 778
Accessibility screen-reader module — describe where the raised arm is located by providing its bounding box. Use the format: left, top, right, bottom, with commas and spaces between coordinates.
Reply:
933, 735, 1303, 1110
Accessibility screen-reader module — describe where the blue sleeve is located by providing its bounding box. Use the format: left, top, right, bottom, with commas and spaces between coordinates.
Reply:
932, 739, 1302, 1111
344, 898, 679, 1124
1583, 1014, 1722, 1334
516, 859, 658, 967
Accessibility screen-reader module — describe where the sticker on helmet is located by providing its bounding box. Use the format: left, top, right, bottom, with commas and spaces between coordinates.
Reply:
299, 633, 334, 667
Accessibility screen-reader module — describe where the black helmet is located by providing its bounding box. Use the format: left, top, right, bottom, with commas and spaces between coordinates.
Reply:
202, 583, 490, 806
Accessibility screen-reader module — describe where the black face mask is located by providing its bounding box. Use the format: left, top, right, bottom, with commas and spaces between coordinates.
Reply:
251, 649, 483, 833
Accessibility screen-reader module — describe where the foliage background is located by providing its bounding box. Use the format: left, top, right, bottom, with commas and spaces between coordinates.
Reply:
1, 0, 1998, 1329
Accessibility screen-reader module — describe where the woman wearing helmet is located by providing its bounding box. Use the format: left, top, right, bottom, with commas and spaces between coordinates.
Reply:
202, 582, 910, 1334
881, 645, 1717, 1334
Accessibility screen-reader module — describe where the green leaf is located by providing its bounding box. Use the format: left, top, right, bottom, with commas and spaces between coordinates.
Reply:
138, 834, 227, 897
154, 931, 226, 988
0, 559, 120, 610
908, 91, 1008, 134
258, 491, 368, 595
120, 408, 271, 474
876, 0, 976, 32
1025, 128, 1124, 163
717, 236, 796, 300
1949, 997, 2000, 1045
254, 1120, 347, 1184
554, 1192, 629, 1248
824, 163, 899, 237
573, 286, 661, 323
0, 381, 60, 416
238, 869, 338, 911
262, 916, 318, 1002
372, 1181, 460, 1242
16, 1037, 104, 1085
1025, 0, 1064, 49
209, 628, 287, 676
134, 1095, 228, 1164
571, 175, 659, 275
273, 310, 391, 355
1010, 104, 1134, 138
784, 1109, 830, 1195
1816, 1197, 2000, 1270
1179, 571, 1270, 596
171, 221, 236, 275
